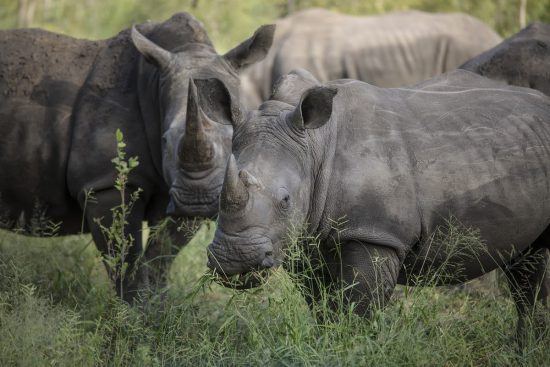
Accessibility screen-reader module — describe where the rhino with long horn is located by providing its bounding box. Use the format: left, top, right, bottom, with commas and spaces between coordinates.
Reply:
0, 12, 275, 300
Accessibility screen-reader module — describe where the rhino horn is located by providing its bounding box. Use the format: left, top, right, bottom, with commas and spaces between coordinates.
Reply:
221, 154, 249, 212
179, 78, 215, 164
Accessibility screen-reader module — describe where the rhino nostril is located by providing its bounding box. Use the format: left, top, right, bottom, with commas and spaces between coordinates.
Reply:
261, 257, 275, 269
260, 249, 275, 269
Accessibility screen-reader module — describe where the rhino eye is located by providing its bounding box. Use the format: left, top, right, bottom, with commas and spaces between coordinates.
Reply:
277, 188, 290, 210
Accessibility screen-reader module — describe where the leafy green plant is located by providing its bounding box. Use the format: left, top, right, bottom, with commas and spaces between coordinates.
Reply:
94, 129, 142, 299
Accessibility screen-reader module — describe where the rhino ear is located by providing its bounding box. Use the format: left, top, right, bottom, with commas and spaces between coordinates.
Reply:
290, 87, 337, 130
131, 26, 173, 71
224, 24, 275, 70
194, 78, 234, 125
271, 69, 320, 105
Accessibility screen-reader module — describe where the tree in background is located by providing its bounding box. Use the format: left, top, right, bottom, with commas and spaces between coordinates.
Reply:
17, 0, 37, 27
520, 0, 528, 28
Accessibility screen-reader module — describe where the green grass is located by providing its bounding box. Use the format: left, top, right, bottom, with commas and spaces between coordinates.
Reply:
0, 224, 548, 366
3, 0, 550, 48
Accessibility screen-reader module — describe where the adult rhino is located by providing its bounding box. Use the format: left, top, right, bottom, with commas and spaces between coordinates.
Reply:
0, 13, 274, 300
208, 69, 550, 339
241, 8, 501, 107
461, 22, 550, 95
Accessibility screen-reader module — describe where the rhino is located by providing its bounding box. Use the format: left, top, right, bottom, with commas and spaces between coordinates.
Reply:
0, 13, 274, 300
461, 22, 550, 96
241, 8, 501, 108
208, 69, 550, 338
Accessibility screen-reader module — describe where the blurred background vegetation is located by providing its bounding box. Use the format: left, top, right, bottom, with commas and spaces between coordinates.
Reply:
1, 0, 549, 51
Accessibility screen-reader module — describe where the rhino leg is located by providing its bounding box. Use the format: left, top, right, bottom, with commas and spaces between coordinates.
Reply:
336, 241, 401, 316
84, 188, 148, 303
144, 217, 195, 289
501, 236, 549, 346
287, 245, 331, 318
298, 241, 401, 318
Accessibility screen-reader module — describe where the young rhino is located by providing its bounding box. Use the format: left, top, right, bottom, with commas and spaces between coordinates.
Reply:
208, 69, 550, 338
461, 22, 550, 95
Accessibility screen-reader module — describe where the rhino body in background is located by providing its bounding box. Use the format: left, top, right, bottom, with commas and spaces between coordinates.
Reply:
241, 8, 502, 107
209, 69, 550, 339
461, 22, 550, 95
0, 13, 274, 300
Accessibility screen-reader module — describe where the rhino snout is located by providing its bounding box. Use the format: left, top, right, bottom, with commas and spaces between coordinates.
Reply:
166, 187, 220, 218
206, 237, 275, 277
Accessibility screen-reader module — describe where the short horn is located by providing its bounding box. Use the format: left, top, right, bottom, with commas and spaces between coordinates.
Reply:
220, 154, 249, 212
179, 78, 214, 164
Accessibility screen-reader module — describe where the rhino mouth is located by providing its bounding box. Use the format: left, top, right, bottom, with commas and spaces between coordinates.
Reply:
206, 234, 277, 289
210, 268, 270, 290
167, 186, 222, 217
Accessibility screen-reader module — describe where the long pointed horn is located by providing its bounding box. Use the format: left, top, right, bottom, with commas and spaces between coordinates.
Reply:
220, 154, 249, 212
179, 78, 215, 165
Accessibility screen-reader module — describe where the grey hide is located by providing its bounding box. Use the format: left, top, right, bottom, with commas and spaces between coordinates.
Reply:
209, 69, 550, 338
461, 22, 550, 297
241, 8, 502, 107
461, 22, 550, 95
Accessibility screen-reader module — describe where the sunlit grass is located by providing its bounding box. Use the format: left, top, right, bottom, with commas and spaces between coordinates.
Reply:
0, 223, 548, 366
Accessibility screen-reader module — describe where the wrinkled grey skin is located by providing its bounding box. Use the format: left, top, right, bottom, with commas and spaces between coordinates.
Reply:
241, 8, 501, 108
461, 22, 550, 298
461, 22, 550, 96
209, 69, 550, 338
0, 12, 274, 301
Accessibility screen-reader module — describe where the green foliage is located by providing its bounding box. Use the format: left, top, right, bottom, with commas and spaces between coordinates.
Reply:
2, 0, 550, 51
95, 129, 142, 298
112, 128, 140, 192
0, 219, 548, 366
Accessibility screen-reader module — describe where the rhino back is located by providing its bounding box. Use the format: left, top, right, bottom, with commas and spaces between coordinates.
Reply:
0, 28, 101, 231
326, 70, 550, 274
243, 9, 501, 102
461, 22, 550, 95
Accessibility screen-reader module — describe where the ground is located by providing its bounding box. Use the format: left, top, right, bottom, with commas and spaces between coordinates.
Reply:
0, 223, 548, 366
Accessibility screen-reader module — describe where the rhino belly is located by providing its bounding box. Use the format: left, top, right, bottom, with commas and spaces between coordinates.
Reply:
399, 182, 550, 285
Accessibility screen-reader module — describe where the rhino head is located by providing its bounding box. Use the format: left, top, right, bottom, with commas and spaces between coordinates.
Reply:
131, 22, 275, 218
207, 69, 338, 283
